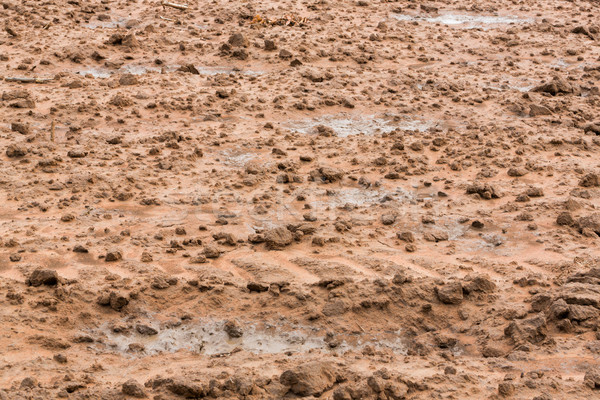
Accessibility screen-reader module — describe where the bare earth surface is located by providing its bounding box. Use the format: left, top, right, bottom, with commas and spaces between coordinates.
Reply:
1, 0, 600, 398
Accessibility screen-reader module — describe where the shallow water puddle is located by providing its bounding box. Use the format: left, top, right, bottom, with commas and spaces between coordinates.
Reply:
91, 319, 407, 357
287, 114, 433, 137
393, 13, 533, 29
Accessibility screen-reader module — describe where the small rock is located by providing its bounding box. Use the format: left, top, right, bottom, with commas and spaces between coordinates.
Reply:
136, 324, 158, 336
397, 231, 415, 242
264, 39, 277, 51
247, 282, 269, 292
264, 226, 293, 250
20, 377, 37, 389
381, 213, 396, 225
279, 362, 337, 397
224, 320, 243, 338
10, 122, 30, 135
105, 250, 123, 262
436, 282, 463, 304
27, 269, 59, 287
579, 173, 599, 188
6, 144, 27, 157
584, 368, 600, 389
203, 245, 221, 258
228, 33, 248, 47
119, 74, 139, 86
122, 379, 146, 398
498, 382, 515, 397
556, 212, 574, 226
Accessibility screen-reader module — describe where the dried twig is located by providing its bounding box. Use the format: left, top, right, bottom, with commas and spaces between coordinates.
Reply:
159, 16, 176, 22
5, 77, 53, 83
161, 1, 188, 10
50, 120, 55, 142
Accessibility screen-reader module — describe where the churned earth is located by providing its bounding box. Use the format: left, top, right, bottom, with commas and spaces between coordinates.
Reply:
1, 0, 600, 399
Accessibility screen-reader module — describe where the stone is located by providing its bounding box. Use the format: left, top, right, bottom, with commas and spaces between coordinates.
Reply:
397, 231, 415, 242
6, 144, 27, 157
136, 324, 158, 335
579, 173, 600, 187
203, 245, 221, 258
463, 275, 496, 294
529, 104, 552, 116
578, 214, 600, 236
167, 381, 206, 398
264, 226, 293, 250
584, 368, 600, 389
532, 76, 576, 96
228, 33, 248, 47
247, 282, 269, 292
119, 74, 139, 86
10, 122, 30, 134
279, 361, 337, 397
105, 250, 123, 262
498, 382, 515, 397
264, 39, 277, 51
504, 314, 548, 344
436, 282, 463, 304
381, 214, 396, 225
224, 320, 243, 338
322, 300, 348, 316
556, 212, 574, 226
27, 269, 59, 287
122, 379, 146, 398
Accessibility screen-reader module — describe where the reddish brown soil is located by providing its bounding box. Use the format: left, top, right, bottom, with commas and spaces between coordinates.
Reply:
1, 0, 600, 399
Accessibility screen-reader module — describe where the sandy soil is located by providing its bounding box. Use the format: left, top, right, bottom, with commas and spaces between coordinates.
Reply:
1, 0, 600, 398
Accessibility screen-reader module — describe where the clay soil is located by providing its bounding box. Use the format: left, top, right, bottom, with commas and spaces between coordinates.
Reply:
1, 0, 600, 399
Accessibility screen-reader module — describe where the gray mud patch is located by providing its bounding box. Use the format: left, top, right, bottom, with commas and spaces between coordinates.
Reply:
287, 114, 434, 137
89, 319, 408, 357
78, 65, 263, 78
392, 13, 533, 30
82, 18, 127, 29
217, 149, 257, 167
310, 187, 419, 210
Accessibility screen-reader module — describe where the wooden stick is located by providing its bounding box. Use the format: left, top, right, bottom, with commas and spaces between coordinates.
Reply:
50, 120, 55, 142
161, 1, 188, 10
159, 16, 176, 22
5, 77, 53, 83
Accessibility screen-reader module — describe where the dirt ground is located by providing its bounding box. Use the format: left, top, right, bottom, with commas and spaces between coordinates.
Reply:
1, 0, 600, 398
